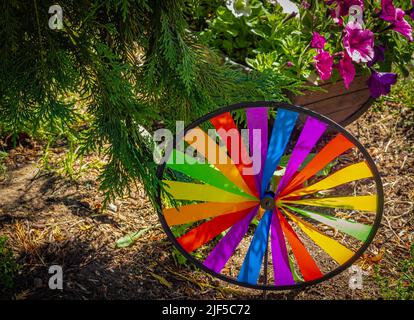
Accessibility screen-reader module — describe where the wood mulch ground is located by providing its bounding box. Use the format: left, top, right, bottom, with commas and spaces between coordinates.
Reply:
0, 102, 413, 300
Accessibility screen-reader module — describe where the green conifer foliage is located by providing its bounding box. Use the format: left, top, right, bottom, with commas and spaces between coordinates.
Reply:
0, 0, 302, 206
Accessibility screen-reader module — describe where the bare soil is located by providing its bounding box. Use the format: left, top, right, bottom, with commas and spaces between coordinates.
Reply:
0, 102, 413, 300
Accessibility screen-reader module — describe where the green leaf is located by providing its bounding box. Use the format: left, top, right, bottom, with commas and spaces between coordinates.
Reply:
172, 247, 188, 266
289, 254, 304, 282
150, 272, 173, 288
250, 28, 267, 38
116, 227, 152, 248
216, 6, 227, 16
226, 28, 239, 37
279, 153, 316, 168
316, 159, 338, 177
222, 39, 233, 50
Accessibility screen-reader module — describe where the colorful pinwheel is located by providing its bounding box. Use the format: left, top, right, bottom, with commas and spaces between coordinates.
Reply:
157, 102, 383, 289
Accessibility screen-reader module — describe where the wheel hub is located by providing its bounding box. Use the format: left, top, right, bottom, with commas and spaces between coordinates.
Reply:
260, 191, 276, 210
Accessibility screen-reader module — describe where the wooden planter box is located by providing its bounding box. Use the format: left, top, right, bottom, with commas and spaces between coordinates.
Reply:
292, 75, 375, 126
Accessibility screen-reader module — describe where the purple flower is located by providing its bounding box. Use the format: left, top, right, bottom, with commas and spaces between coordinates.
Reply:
380, 0, 397, 22
338, 52, 356, 89
326, 0, 364, 23
311, 32, 327, 50
408, 8, 414, 21
367, 71, 397, 98
286, 61, 294, 67
409, 2, 414, 20
367, 45, 386, 67
380, 0, 413, 41
343, 22, 375, 63
301, 1, 311, 9
314, 50, 334, 81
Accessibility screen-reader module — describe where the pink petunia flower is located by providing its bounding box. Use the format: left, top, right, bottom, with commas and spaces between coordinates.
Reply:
311, 32, 327, 50
393, 9, 413, 41
314, 50, 334, 81
380, 0, 413, 41
380, 0, 397, 22
343, 22, 375, 63
326, 0, 364, 23
367, 71, 397, 98
338, 52, 356, 89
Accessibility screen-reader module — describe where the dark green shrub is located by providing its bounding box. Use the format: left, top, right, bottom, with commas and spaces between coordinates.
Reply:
0, 236, 20, 290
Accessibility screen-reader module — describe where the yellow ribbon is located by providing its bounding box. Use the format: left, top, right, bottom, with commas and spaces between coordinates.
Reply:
283, 209, 354, 265
282, 162, 373, 198
281, 195, 377, 212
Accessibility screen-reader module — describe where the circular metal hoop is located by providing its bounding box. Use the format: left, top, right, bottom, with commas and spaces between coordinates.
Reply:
156, 101, 383, 291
